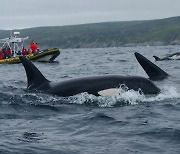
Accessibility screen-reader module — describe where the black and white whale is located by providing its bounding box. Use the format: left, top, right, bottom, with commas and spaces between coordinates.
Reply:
19, 56, 161, 97
153, 52, 180, 61
135, 52, 169, 80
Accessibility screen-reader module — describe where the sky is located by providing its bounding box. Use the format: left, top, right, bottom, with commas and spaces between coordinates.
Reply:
0, 0, 180, 30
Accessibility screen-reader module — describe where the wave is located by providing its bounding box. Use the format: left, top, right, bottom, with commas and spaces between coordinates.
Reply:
0, 84, 179, 109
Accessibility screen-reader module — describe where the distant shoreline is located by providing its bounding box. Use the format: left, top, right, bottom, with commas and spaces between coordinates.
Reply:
1, 16, 180, 49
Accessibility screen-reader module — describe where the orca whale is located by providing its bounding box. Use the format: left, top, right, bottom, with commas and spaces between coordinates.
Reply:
134, 52, 169, 81
19, 56, 160, 96
153, 52, 180, 61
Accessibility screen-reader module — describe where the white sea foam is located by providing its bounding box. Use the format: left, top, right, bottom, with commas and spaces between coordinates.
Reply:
68, 85, 180, 107
144, 85, 180, 102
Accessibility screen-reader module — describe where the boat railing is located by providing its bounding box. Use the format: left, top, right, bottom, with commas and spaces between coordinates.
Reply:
0, 36, 29, 57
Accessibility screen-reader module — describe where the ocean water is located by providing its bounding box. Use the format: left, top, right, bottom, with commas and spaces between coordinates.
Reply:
0, 45, 180, 154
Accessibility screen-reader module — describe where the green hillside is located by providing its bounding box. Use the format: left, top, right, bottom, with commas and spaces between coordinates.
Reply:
0, 16, 180, 48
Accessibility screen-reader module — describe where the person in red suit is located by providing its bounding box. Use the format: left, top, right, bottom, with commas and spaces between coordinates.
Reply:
22, 46, 28, 55
29, 41, 38, 53
0, 49, 3, 59
34, 43, 38, 53
5, 46, 11, 57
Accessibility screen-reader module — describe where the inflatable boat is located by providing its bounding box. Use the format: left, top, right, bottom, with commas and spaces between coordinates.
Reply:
0, 31, 60, 64
0, 48, 60, 64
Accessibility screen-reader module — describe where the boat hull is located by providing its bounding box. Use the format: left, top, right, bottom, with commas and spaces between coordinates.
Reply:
0, 48, 60, 64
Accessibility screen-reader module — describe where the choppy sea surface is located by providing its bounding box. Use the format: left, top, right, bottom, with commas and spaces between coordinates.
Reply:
0, 45, 180, 154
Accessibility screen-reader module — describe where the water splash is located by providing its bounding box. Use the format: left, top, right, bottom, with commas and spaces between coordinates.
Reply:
68, 85, 180, 107
145, 85, 180, 102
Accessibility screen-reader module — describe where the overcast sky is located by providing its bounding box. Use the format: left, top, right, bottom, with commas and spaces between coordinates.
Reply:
0, 0, 180, 30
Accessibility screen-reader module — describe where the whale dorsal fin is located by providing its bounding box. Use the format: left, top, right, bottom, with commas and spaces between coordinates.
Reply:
134, 52, 169, 80
153, 56, 161, 61
19, 56, 49, 89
